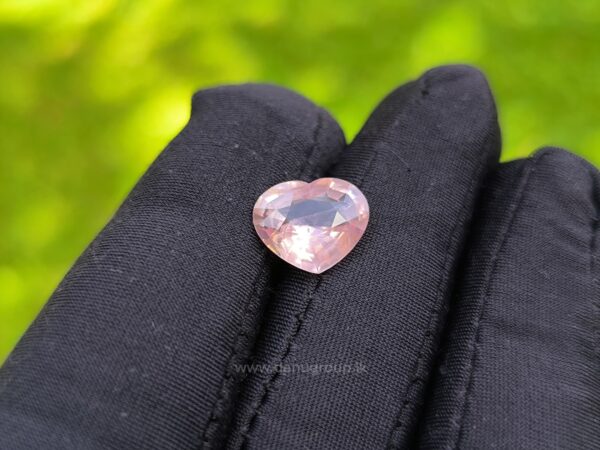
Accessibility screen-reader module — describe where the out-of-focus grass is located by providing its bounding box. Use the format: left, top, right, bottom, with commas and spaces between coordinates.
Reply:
0, 0, 599, 361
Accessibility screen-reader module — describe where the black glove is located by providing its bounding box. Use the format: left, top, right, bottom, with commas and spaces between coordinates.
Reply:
1, 65, 598, 450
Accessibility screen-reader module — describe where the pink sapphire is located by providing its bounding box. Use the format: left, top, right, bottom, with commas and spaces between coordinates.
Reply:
253, 178, 369, 274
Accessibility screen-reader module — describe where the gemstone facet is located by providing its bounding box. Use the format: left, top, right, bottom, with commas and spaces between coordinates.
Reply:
253, 178, 369, 274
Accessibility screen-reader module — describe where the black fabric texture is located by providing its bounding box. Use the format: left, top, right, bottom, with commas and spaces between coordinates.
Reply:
230, 66, 500, 449
418, 148, 600, 449
0, 85, 346, 449
1, 65, 598, 450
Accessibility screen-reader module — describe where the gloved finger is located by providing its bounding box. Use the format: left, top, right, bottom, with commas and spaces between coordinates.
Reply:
418, 148, 600, 449
230, 65, 501, 449
0, 85, 345, 450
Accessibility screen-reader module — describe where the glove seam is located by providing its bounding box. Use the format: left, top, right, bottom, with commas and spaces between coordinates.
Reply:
299, 110, 324, 180
587, 165, 600, 373
199, 107, 330, 449
450, 151, 550, 449
239, 277, 322, 448
385, 128, 499, 450
199, 261, 269, 449
239, 119, 375, 448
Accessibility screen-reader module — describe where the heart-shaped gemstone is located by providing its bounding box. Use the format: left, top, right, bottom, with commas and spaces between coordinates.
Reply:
253, 178, 369, 274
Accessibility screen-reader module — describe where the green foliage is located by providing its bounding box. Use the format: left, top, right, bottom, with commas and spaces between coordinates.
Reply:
0, 0, 598, 361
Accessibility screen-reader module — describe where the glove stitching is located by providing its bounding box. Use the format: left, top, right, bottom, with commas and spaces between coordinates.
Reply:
451, 151, 550, 449
557, 151, 600, 362
239, 277, 322, 449
385, 128, 498, 450
587, 165, 600, 364
200, 262, 269, 449
239, 117, 376, 449
199, 110, 328, 449
299, 111, 325, 180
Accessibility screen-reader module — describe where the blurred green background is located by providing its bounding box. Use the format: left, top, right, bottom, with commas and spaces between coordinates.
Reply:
1, 0, 599, 362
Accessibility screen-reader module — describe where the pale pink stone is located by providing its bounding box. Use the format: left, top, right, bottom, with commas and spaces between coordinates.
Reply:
253, 178, 369, 274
